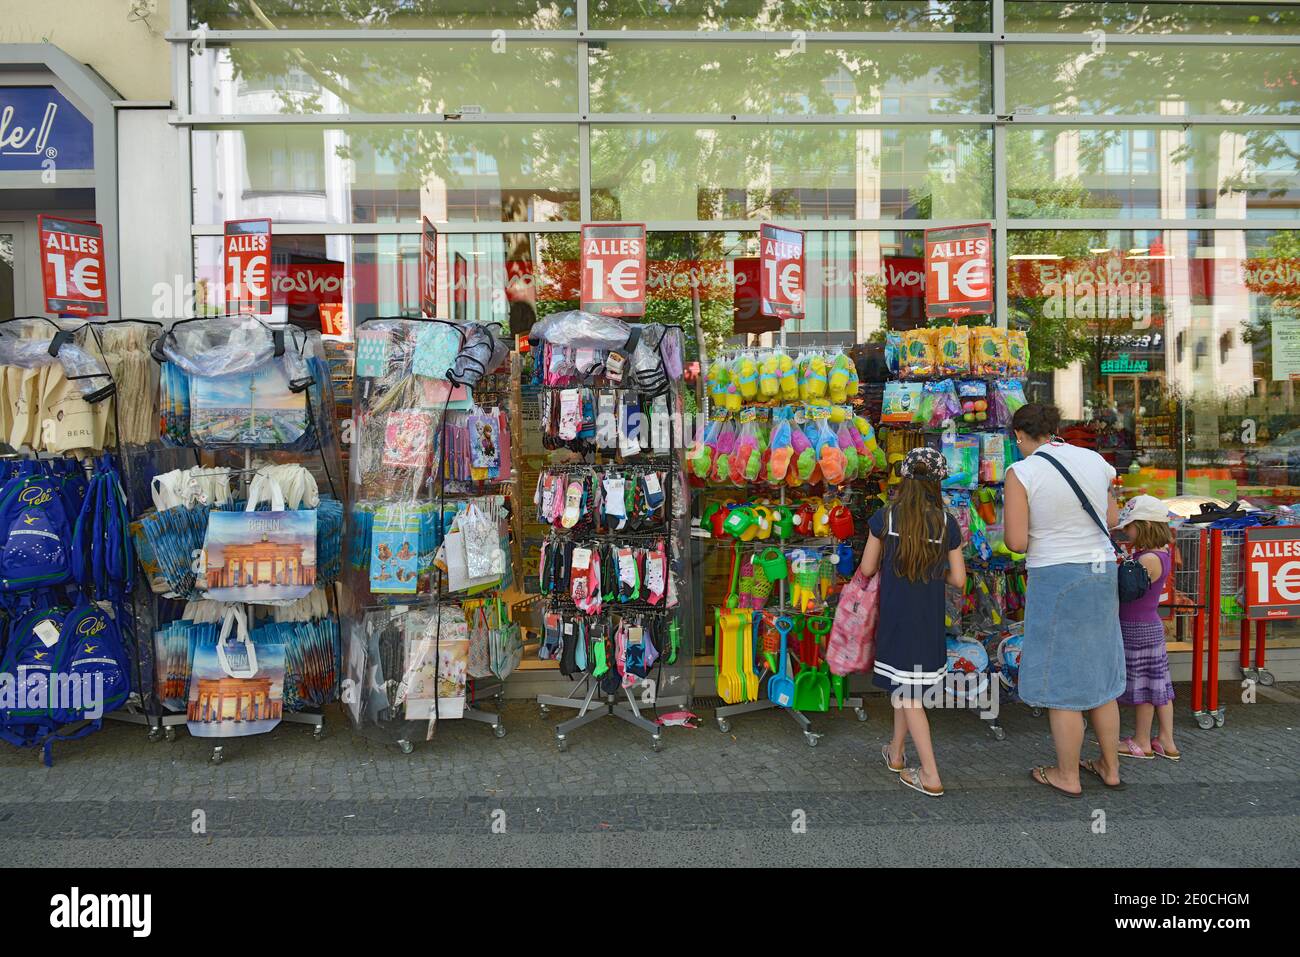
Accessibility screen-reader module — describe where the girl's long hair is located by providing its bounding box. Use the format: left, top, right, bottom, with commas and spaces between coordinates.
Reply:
890, 475, 948, 583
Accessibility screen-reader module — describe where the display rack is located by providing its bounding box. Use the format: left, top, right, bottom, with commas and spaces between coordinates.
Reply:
701, 338, 870, 747
140, 315, 345, 763
341, 316, 520, 752
0, 316, 163, 763
528, 317, 694, 752
881, 323, 1031, 740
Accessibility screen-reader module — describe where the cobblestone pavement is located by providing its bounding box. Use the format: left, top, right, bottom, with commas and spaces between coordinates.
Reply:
0, 681, 1295, 867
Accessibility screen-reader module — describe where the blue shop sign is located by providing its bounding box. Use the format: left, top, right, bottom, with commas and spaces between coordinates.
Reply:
0, 86, 94, 172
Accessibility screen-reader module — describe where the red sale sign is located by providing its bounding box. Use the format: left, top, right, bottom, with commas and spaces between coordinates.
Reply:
37, 215, 107, 316
581, 223, 645, 318
420, 217, 437, 318
1245, 526, 1300, 619
925, 222, 992, 319
759, 223, 804, 321
224, 218, 272, 315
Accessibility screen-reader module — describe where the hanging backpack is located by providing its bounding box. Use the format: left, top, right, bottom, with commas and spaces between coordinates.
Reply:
0, 472, 76, 591
0, 600, 130, 766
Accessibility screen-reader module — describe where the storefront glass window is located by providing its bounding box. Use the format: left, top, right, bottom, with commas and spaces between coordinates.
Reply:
1007, 126, 1300, 221
194, 231, 582, 334
587, 41, 990, 116
588, 0, 991, 32
1006, 1, 1300, 35
191, 125, 581, 225
189, 0, 574, 30
590, 125, 992, 222
190, 41, 578, 115
1005, 44, 1300, 116
1008, 228, 1300, 506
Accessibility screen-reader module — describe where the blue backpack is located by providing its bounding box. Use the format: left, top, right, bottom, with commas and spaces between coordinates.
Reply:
0, 600, 131, 765
0, 474, 76, 591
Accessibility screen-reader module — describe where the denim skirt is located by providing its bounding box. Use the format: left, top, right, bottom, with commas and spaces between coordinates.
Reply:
1019, 562, 1126, 711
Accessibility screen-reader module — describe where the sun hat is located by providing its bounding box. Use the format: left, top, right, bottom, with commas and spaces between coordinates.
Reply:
1116, 494, 1171, 527
900, 446, 947, 480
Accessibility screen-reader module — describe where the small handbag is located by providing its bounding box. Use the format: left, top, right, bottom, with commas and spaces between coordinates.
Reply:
1035, 451, 1149, 602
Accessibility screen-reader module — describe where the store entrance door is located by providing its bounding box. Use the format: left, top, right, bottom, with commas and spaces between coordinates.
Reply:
0, 222, 28, 320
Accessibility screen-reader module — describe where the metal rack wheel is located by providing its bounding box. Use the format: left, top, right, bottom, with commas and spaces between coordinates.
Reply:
716, 718, 731, 734
556, 733, 568, 752
651, 734, 663, 753
493, 723, 507, 739
1259, 669, 1276, 687
804, 732, 821, 748
854, 708, 868, 722
1196, 713, 1215, 730
398, 739, 414, 754
164, 727, 176, 742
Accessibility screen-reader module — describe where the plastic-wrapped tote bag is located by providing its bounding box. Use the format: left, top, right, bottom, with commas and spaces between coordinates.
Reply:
201, 474, 317, 605
187, 606, 285, 738
460, 502, 504, 579
441, 510, 501, 593
826, 569, 880, 675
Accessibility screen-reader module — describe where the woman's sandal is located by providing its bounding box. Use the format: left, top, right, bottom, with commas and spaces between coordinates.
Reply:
881, 743, 905, 774
1030, 765, 1081, 798
899, 767, 943, 797
1153, 742, 1182, 761
1080, 759, 1127, 790
1119, 736, 1154, 760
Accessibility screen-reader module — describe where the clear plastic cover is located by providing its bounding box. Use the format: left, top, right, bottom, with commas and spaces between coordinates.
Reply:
157, 315, 311, 384
343, 317, 520, 746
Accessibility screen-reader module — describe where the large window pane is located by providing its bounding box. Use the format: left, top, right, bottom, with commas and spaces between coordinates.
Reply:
191, 125, 580, 225
191, 41, 577, 115
590, 126, 992, 222
587, 41, 988, 116
588, 1, 990, 32
1007, 1, 1300, 35
1006, 45, 1300, 116
1008, 227, 1300, 511
189, 1, 574, 30
1008, 127, 1300, 220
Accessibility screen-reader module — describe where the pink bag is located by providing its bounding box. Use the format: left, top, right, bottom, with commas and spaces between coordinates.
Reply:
826, 569, 880, 675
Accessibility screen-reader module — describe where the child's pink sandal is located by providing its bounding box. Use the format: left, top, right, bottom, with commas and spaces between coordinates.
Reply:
1119, 736, 1154, 759
1152, 741, 1182, 761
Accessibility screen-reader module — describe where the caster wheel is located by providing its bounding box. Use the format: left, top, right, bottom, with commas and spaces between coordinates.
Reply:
556, 735, 568, 752
164, 727, 176, 743
651, 736, 663, 753
539, 704, 550, 717
492, 724, 507, 739
1214, 713, 1225, 728
805, 733, 820, 748
716, 718, 731, 734
854, 708, 868, 723
991, 726, 1006, 741
1032, 708, 1043, 718
398, 739, 414, 754
147, 727, 161, 743
210, 747, 224, 765
1259, 669, 1276, 687
1196, 713, 1215, 730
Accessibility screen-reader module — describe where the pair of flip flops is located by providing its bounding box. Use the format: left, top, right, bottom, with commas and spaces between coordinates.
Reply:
1030, 760, 1125, 798
1120, 736, 1182, 761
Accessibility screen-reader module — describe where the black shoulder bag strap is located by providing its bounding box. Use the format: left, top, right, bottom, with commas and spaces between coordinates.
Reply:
1034, 450, 1114, 552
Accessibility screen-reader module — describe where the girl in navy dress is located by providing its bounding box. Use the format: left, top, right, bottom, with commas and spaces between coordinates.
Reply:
859, 447, 966, 797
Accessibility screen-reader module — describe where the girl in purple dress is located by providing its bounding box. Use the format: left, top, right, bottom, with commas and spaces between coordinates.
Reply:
1115, 496, 1180, 761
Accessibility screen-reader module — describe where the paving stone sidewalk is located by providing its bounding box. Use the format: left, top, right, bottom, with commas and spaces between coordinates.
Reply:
0, 681, 1294, 867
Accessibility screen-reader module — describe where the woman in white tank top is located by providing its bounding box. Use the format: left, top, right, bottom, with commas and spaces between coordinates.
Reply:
1004, 403, 1127, 797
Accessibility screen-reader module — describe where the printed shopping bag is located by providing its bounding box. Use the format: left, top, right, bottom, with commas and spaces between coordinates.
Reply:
186, 606, 285, 738
393, 607, 469, 723
202, 474, 317, 605
369, 505, 421, 596
189, 361, 308, 448
467, 603, 493, 679
441, 511, 501, 593
826, 569, 880, 675
460, 502, 504, 579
